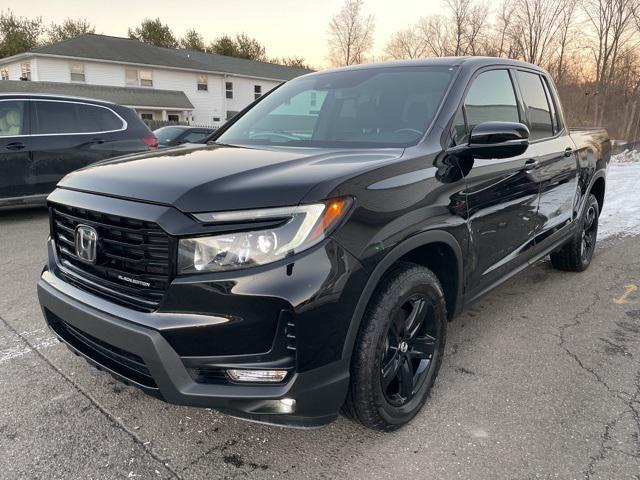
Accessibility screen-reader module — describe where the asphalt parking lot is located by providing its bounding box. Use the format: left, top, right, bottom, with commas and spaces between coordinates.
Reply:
1, 208, 639, 480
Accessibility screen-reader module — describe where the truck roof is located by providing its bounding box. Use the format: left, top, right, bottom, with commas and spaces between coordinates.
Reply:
304, 56, 548, 77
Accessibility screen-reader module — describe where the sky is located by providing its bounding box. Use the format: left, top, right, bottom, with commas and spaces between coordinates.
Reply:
7, 0, 454, 67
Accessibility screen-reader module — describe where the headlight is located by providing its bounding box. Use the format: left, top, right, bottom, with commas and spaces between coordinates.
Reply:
178, 197, 352, 273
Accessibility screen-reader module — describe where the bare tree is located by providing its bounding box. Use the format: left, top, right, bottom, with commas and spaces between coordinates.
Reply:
552, 0, 580, 85
464, 2, 490, 55
327, 0, 375, 66
442, 0, 490, 55
492, 1, 517, 57
385, 26, 428, 59
508, 0, 567, 66
417, 15, 454, 56
584, 0, 639, 124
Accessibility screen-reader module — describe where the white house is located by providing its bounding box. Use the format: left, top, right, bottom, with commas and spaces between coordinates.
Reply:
0, 34, 312, 127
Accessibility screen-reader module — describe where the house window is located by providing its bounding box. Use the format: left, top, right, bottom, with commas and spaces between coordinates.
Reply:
168, 114, 180, 122
254, 85, 262, 100
197, 75, 208, 91
139, 70, 153, 87
140, 113, 153, 120
70, 63, 85, 82
0, 69, 8, 80
225, 81, 233, 99
125, 68, 138, 86
20, 63, 31, 81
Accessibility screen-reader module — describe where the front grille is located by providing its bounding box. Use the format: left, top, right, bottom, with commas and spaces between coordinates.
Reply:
47, 311, 157, 388
51, 204, 172, 312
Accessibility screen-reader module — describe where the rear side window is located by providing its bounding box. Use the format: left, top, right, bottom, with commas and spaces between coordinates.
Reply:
33, 101, 124, 135
516, 71, 554, 140
0, 101, 26, 137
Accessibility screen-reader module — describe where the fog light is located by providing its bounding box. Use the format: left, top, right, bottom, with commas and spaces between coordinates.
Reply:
226, 369, 288, 383
280, 398, 295, 407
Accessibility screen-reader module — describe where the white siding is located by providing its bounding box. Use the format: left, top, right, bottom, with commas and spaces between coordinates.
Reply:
153, 69, 225, 125
0, 55, 287, 125
36, 57, 125, 86
1, 61, 30, 80
225, 76, 280, 116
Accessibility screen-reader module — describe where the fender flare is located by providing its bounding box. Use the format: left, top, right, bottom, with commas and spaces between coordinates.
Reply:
341, 230, 464, 361
579, 168, 607, 218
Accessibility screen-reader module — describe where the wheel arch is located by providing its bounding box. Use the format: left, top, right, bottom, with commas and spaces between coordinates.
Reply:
590, 175, 606, 215
341, 230, 464, 361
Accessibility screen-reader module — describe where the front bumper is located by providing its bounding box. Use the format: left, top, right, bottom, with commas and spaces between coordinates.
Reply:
38, 269, 353, 427
38, 188, 371, 426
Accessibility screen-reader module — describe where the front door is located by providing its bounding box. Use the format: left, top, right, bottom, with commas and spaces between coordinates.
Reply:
453, 69, 544, 297
0, 100, 34, 201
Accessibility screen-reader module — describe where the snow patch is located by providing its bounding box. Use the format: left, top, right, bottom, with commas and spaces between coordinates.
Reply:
598, 152, 640, 240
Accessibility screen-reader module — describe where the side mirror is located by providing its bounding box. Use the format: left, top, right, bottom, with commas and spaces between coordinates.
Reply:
447, 121, 530, 159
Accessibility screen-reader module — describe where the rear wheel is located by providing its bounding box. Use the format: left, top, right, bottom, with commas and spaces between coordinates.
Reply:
343, 262, 447, 431
550, 193, 599, 272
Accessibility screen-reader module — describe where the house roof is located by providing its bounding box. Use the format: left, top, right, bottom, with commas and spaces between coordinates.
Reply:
0, 80, 194, 109
25, 34, 312, 81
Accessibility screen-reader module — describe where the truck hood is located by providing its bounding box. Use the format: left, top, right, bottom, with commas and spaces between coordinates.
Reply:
58, 144, 404, 212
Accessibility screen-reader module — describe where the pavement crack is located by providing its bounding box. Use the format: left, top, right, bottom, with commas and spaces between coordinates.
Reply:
0, 312, 184, 480
557, 284, 640, 477
557, 290, 620, 396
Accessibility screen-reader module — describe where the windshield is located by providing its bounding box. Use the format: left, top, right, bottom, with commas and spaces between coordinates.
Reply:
154, 126, 186, 144
216, 66, 456, 148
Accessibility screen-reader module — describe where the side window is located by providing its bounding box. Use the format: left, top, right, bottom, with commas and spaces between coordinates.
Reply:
33, 101, 123, 134
34, 101, 80, 134
516, 71, 554, 140
182, 131, 208, 143
74, 104, 124, 132
541, 77, 563, 133
0, 101, 26, 137
464, 69, 520, 133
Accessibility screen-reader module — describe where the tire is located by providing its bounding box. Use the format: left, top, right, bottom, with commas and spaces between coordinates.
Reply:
343, 262, 447, 431
550, 193, 599, 272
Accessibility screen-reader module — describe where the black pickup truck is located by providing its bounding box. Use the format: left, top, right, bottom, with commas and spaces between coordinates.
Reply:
38, 57, 610, 431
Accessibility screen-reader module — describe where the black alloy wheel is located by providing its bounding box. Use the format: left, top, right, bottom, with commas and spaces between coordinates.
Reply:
580, 203, 598, 263
550, 193, 600, 272
380, 294, 437, 407
343, 262, 447, 431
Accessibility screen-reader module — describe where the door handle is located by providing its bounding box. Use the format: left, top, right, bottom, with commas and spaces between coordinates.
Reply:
5, 142, 25, 151
524, 159, 539, 169
564, 147, 574, 157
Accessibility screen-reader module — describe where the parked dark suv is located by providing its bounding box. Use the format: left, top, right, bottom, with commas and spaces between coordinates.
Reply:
0, 94, 157, 209
38, 58, 610, 431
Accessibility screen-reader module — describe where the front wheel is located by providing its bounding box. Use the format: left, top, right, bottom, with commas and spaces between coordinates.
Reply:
343, 262, 447, 431
550, 193, 599, 272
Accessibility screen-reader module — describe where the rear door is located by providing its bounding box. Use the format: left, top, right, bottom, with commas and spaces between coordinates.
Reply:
0, 99, 34, 201
514, 70, 578, 243
455, 68, 544, 297
30, 100, 123, 195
